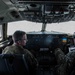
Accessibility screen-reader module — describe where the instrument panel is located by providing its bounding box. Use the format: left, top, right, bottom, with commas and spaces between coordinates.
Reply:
24, 33, 68, 67
26, 33, 68, 52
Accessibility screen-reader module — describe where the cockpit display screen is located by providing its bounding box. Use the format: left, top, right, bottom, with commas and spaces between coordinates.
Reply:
62, 37, 67, 43
26, 33, 68, 51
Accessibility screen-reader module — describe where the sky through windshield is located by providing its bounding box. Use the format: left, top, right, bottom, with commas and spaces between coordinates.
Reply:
8, 20, 75, 35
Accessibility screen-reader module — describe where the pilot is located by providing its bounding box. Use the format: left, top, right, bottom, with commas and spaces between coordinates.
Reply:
54, 36, 75, 75
2, 30, 38, 73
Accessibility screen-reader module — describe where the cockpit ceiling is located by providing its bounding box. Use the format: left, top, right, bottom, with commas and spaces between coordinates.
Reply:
10, 0, 75, 23
1, 0, 75, 24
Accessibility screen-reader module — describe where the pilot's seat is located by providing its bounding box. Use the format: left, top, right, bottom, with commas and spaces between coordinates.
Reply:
0, 54, 29, 75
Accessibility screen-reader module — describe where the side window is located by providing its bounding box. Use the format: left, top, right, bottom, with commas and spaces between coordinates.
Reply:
0, 25, 2, 41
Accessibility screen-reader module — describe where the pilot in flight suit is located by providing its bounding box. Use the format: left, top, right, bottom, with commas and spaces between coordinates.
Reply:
2, 30, 38, 71
54, 37, 75, 75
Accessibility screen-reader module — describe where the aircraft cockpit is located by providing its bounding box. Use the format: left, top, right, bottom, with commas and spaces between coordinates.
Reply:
0, 0, 75, 75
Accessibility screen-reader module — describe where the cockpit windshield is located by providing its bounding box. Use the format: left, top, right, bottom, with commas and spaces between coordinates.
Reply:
8, 20, 75, 35
8, 20, 42, 35
46, 21, 75, 34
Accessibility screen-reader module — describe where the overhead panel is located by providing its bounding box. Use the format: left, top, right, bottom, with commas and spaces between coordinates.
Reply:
1, 0, 75, 23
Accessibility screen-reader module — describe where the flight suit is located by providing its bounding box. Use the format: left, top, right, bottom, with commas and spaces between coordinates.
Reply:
2, 44, 38, 71
54, 48, 75, 75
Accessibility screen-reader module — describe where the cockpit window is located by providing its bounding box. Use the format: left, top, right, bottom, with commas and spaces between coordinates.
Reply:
8, 20, 75, 35
0, 25, 2, 41
46, 21, 75, 34
0, 25, 2, 37
8, 20, 42, 35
